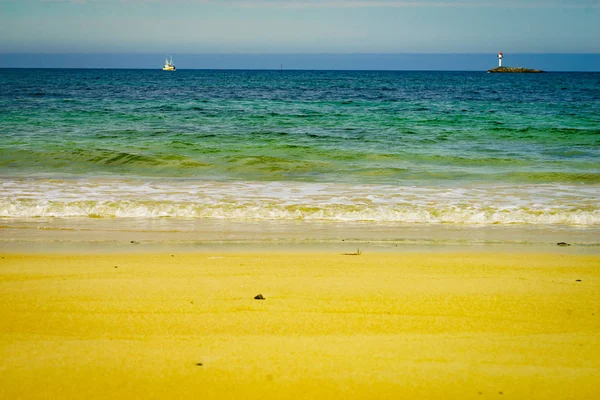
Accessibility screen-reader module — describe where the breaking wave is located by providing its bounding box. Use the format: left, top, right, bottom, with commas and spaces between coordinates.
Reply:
1, 179, 598, 226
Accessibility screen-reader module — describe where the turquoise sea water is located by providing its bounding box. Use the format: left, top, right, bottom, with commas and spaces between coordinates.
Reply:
0, 69, 599, 241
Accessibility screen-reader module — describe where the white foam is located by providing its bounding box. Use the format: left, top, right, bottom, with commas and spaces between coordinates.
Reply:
0, 178, 598, 226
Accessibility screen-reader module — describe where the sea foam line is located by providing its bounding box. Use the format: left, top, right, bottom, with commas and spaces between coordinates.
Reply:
0, 200, 598, 226
1, 179, 598, 226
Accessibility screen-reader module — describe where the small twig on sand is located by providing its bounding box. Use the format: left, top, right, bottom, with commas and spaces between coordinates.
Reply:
343, 248, 362, 256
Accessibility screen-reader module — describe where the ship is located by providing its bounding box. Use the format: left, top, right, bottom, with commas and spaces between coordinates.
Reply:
162, 56, 176, 71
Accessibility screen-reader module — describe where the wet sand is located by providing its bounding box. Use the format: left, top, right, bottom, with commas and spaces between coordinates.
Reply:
1, 251, 599, 399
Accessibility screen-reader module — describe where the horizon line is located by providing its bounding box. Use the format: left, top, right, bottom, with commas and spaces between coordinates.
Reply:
2, 67, 595, 73
3, 53, 598, 72
2, 52, 599, 55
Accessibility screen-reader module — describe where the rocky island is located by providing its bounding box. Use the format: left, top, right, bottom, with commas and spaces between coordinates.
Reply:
488, 66, 544, 73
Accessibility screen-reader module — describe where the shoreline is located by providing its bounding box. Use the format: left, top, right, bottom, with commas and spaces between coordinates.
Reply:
2, 218, 598, 255
3, 239, 598, 256
1, 251, 599, 399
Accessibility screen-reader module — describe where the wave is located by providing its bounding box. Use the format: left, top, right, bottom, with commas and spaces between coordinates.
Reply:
1, 179, 598, 226
1, 200, 597, 226
2, 145, 599, 184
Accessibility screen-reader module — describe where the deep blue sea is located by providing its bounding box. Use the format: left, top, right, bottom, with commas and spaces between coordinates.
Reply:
1, 69, 599, 234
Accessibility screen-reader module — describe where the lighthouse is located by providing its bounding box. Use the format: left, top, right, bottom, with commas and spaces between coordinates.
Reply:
498, 52, 503, 67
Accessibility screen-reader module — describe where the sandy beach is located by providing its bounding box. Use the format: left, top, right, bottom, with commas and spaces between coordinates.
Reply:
1, 250, 598, 399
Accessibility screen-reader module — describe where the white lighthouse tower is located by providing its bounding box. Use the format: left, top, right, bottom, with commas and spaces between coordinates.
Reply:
498, 52, 503, 67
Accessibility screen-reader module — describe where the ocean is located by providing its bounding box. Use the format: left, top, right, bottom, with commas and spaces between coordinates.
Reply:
1, 69, 599, 250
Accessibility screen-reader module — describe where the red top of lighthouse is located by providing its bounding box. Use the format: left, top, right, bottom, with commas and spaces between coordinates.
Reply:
498, 52, 503, 56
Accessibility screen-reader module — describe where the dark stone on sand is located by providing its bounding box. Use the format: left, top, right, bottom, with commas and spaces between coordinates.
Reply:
557, 242, 570, 246
254, 294, 265, 300
576, 279, 582, 282
196, 363, 203, 366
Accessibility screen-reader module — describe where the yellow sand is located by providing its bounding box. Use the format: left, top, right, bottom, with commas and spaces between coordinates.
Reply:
1, 252, 599, 399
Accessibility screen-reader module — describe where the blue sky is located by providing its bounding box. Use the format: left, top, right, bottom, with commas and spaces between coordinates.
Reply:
0, 1, 598, 69
1, 0, 599, 54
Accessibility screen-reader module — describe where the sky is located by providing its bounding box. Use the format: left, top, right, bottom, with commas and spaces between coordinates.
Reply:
0, 0, 599, 69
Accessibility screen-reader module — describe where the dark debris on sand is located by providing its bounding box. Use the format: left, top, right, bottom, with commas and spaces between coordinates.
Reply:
343, 248, 362, 256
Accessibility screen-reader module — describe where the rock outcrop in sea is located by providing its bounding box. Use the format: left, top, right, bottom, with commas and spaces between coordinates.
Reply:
488, 66, 544, 73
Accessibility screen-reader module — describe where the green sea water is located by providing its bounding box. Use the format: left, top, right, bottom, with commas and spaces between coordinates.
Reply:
1, 69, 599, 232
